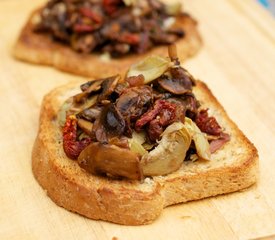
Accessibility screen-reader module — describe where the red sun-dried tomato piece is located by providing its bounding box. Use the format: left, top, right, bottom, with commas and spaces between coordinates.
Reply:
195, 109, 222, 136
103, 0, 123, 15
118, 32, 140, 45
63, 116, 92, 159
135, 100, 177, 134
73, 24, 95, 33
79, 7, 103, 23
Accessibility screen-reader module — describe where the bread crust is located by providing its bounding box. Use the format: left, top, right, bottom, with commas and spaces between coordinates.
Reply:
32, 80, 258, 225
13, 9, 202, 78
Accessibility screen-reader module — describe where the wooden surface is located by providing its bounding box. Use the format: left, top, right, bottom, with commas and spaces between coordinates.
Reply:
1, 0, 275, 239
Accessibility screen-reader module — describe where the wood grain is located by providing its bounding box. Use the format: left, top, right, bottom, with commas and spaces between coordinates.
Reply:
0, 0, 275, 239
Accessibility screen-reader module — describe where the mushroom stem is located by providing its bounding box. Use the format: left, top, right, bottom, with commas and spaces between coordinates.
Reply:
168, 44, 180, 65
77, 118, 93, 136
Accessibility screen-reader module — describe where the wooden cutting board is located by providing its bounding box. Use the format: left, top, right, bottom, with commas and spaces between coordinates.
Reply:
1, 0, 275, 239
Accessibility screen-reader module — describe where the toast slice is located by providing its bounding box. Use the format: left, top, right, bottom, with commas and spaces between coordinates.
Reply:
13, 9, 201, 79
32, 80, 258, 225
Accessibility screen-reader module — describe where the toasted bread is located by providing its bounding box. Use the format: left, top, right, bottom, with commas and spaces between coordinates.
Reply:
32, 80, 258, 225
13, 9, 202, 78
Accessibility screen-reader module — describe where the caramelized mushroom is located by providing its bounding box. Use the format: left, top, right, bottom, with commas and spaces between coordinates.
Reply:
116, 86, 153, 120
157, 71, 192, 95
113, 82, 129, 96
70, 95, 98, 116
101, 103, 126, 136
74, 80, 103, 103
80, 80, 97, 92
92, 118, 108, 144
181, 93, 199, 120
77, 107, 101, 122
77, 119, 93, 136
78, 143, 143, 180
98, 75, 120, 102
170, 66, 195, 86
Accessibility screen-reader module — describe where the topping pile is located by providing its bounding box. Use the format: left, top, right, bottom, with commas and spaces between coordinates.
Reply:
33, 0, 186, 56
58, 46, 230, 180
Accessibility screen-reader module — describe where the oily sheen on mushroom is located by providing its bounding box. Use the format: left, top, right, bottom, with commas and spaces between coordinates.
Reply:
58, 46, 230, 180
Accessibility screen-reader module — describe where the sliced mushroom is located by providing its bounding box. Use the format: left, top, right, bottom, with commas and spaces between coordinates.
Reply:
141, 122, 191, 176
170, 66, 195, 86
158, 73, 192, 95
97, 75, 120, 102
77, 118, 93, 136
116, 85, 153, 121
181, 93, 199, 120
80, 80, 98, 92
74, 80, 103, 103
92, 118, 108, 144
101, 103, 126, 136
77, 106, 101, 122
113, 82, 129, 96
71, 95, 98, 115
78, 143, 143, 180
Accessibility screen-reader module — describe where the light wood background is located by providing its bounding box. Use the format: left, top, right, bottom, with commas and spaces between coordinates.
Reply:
1, 0, 275, 239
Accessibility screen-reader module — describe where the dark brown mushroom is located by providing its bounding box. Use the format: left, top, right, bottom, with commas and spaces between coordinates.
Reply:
77, 106, 101, 122
77, 143, 143, 180
92, 118, 108, 144
101, 103, 126, 136
74, 79, 103, 103
181, 93, 200, 120
80, 80, 98, 92
170, 66, 195, 86
97, 75, 120, 102
109, 82, 129, 101
157, 69, 193, 95
116, 86, 153, 121
103, 104, 125, 135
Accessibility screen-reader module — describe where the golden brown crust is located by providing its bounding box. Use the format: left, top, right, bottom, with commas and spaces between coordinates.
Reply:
13, 9, 202, 78
32, 80, 258, 225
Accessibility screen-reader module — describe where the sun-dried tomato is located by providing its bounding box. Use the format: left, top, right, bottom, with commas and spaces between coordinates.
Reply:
102, 0, 123, 15
73, 24, 95, 33
63, 116, 92, 159
135, 100, 177, 131
195, 109, 222, 136
79, 7, 103, 23
148, 119, 163, 142
117, 32, 140, 45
